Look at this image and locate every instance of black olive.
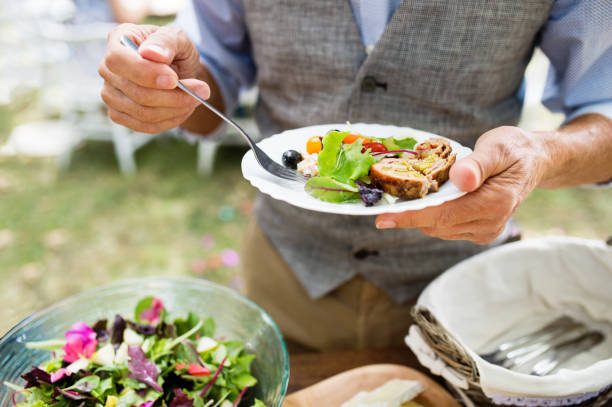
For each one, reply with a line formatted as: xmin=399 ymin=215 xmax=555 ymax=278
xmin=282 ymin=150 xmax=303 ymax=169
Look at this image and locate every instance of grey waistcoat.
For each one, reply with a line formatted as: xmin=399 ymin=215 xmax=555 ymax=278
xmin=241 ymin=0 xmax=551 ymax=303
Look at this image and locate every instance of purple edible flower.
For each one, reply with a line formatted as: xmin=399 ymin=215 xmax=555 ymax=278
xmin=127 ymin=345 xmax=162 ymax=392
xmin=139 ymin=402 xmax=154 ymax=407
xmin=62 ymin=322 xmax=98 ymax=363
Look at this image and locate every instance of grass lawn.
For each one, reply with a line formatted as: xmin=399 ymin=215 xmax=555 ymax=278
xmin=0 ymin=138 xmax=254 ymax=335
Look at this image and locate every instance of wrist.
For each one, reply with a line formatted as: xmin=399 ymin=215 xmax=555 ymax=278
xmin=531 ymin=129 xmax=560 ymax=187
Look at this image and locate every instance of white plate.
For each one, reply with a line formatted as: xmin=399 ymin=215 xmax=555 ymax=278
xmin=241 ymin=123 xmax=472 ymax=216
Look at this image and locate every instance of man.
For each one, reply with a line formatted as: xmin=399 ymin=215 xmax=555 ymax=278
xmin=99 ymin=1 xmax=612 ymax=351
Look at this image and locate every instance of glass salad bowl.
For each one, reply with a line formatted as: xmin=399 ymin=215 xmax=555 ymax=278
xmin=0 ymin=277 xmax=289 ymax=407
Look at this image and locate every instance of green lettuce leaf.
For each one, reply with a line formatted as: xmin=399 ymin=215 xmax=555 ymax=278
xmin=317 ymin=130 xmax=347 ymax=176
xmin=381 ymin=135 xmax=417 ymax=151
xmin=174 ymin=313 xmax=215 ymax=339
xmin=318 ymin=131 xmax=374 ymax=184
xmin=305 ymin=177 xmax=360 ymax=203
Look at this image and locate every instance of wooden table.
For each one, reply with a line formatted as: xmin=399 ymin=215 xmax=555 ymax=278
xmin=288 ymin=348 xmax=612 ymax=406
xmin=288 ymin=347 xmax=421 ymax=393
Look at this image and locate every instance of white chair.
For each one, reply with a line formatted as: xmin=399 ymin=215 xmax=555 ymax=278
xmin=0 ymin=0 xmax=161 ymax=175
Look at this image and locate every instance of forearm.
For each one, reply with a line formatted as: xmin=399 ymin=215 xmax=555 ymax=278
xmin=538 ymin=113 xmax=612 ymax=188
xmin=180 ymin=63 xmax=225 ymax=135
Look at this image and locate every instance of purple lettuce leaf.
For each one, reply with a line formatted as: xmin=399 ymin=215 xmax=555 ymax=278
xmin=127 ymin=321 xmax=157 ymax=336
xmin=127 ymin=345 xmax=162 ymax=392
xmin=355 ymin=180 xmax=383 ymax=207
xmin=21 ymin=366 xmax=51 ymax=388
xmin=92 ymin=319 xmax=109 ymax=341
xmin=111 ymin=314 xmax=126 ymax=348
xmin=53 ymin=388 xmax=95 ymax=401
xmin=169 ymin=389 xmax=194 ymax=407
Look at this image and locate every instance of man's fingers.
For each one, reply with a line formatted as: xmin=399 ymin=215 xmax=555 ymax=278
xmin=101 ymin=84 xmax=195 ymax=124
xmin=107 ymin=107 xmax=192 ymax=134
xmin=375 ymin=192 xmax=488 ymax=229
xmin=138 ymin=26 xmax=197 ymax=65
xmin=450 ymin=127 xmax=521 ymax=192
xmin=449 ymin=158 xmax=483 ymax=192
xmin=105 ymin=43 xmax=178 ymax=89
xmin=99 ymin=64 xmax=209 ymax=108
xmin=105 ymin=25 xmax=179 ymax=89
xmin=419 ymin=218 xmax=505 ymax=238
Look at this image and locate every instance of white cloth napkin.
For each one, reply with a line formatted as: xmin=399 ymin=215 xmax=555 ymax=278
xmin=416 ymin=237 xmax=612 ymax=399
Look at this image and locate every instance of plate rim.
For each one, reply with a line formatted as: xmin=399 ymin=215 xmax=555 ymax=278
xmin=241 ymin=122 xmax=472 ymax=216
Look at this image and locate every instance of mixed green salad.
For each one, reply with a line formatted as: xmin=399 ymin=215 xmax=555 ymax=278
xmin=282 ymin=128 xmax=418 ymax=206
xmin=4 ymin=297 xmax=266 ymax=407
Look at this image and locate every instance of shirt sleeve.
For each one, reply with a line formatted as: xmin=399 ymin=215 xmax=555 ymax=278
xmin=538 ymin=0 xmax=612 ymax=123
xmin=173 ymin=0 xmax=256 ymax=116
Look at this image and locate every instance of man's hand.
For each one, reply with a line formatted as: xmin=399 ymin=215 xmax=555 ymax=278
xmin=375 ymin=126 xmax=550 ymax=244
xmin=98 ymin=24 xmax=210 ymax=134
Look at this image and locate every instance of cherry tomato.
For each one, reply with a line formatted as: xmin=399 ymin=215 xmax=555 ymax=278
xmin=343 ymin=133 xmax=371 ymax=144
xmin=306 ymin=136 xmax=323 ymax=154
xmin=362 ymin=142 xmax=388 ymax=153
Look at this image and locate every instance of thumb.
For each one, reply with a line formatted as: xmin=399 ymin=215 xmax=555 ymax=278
xmin=450 ymin=136 xmax=509 ymax=192
xmin=138 ymin=26 xmax=193 ymax=65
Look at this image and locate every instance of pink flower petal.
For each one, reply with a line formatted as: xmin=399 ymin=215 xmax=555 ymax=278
xmin=50 ymin=368 xmax=70 ymax=383
xmin=63 ymin=337 xmax=84 ymax=363
xmin=200 ymin=234 xmax=215 ymax=250
xmin=63 ymin=322 xmax=97 ymax=362
xmin=140 ymin=298 xmax=165 ymax=325
xmin=221 ymin=249 xmax=240 ymax=268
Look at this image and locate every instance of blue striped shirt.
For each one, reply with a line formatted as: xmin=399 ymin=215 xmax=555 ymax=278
xmin=175 ymin=0 xmax=612 ymax=125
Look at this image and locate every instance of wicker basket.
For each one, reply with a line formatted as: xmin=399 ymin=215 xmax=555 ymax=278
xmin=411 ymin=308 xmax=612 ymax=407
xmin=406 ymin=237 xmax=612 ymax=407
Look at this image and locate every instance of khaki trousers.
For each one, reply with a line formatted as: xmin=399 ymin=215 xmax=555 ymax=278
xmin=240 ymin=220 xmax=415 ymax=352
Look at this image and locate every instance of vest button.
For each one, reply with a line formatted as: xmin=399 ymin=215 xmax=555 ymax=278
xmin=361 ymin=76 xmax=377 ymax=93
xmin=353 ymin=248 xmax=380 ymax=260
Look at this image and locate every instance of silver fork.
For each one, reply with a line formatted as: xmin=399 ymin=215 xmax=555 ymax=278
xmin=120 ymin=35 xmax=308 ymax=184
xmin=530 ymin=331 xmax=604 ymax=376
xmin=480 ymin=316 xmax=582 ymax=365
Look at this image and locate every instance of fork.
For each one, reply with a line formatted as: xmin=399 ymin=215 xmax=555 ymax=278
xmin=479 ymin=316 xmax=605 ymax=376
xmin=120 ymin=35 xmax=308 ymax=184
xmin=480 ymin=316 xmax=583 ymax=365
xmin=530 ymin=330 xmax=604 ymax=376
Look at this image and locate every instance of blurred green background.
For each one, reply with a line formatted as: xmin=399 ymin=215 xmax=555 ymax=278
xmin=0 ymin=4 xmax=610 ymax=336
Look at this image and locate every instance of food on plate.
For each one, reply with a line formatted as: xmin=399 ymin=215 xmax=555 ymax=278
xmin=341 ymin=378 xmax=425 ymax=407
xmin=281 ymin=149 xmax=303 ymax=170
xmin=370 ymin=138 xmax=456 ymax=199
xmin=5 ymin=297 xmax=266 ymax=407
xmin=281 ymin=128 xmax=456 ymax=206
xmin=306 ymin=136 xmax=323 ymax=154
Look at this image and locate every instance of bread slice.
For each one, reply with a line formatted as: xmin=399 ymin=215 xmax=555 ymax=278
xmin=341 ymin=379 xmax=425 ymax=407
